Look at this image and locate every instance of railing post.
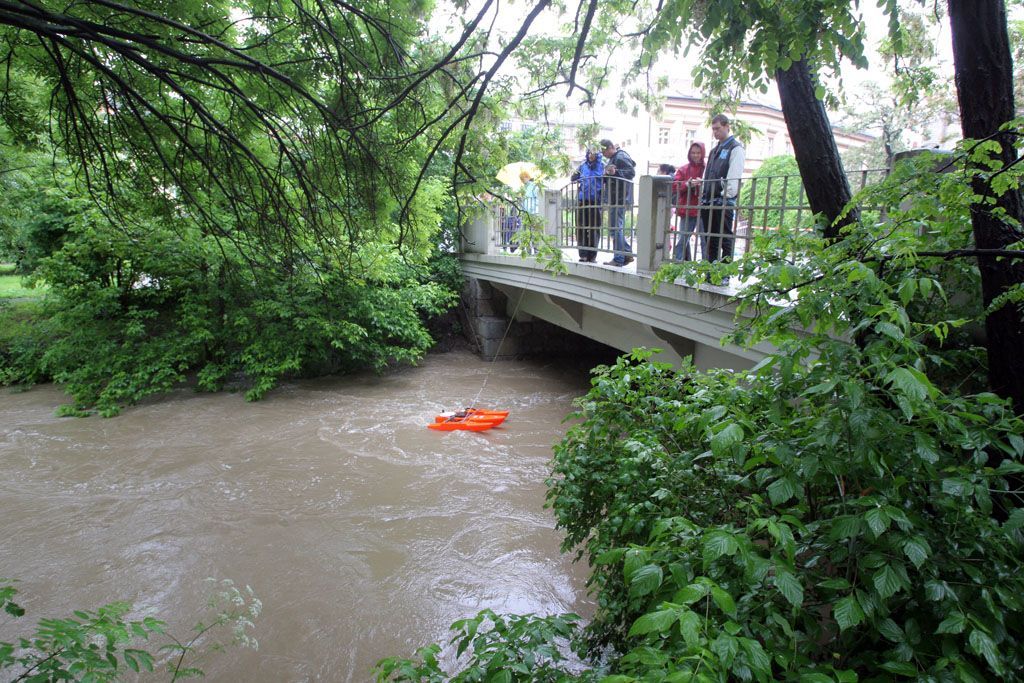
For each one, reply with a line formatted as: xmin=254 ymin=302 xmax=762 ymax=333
xmin=543 ymin=189 xmax=560 ymax=241
xmin=461 ymin=207 xmax=497 ymax=255
xmin=636 ymin=175 xmax=666 ymax=273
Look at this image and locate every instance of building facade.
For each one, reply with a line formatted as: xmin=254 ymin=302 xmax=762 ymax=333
xmin=642 ymin=95 xmax=874 ymax=176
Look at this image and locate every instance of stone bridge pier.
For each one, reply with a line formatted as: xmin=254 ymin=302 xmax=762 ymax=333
xmin=461 ymin=276 xmax=616 ymax=361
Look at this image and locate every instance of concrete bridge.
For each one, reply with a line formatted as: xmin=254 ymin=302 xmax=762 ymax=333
xmin=458 ymin=167 xmax=889 ymax=370
xmin=458 ymin=174 xmax=793 ymax=371
xmin=459 ymin=250 xmax=772 ymax=371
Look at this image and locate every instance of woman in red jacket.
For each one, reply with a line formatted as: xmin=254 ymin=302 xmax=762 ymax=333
xmin=672 ymin=142 xmax=706 ymax=261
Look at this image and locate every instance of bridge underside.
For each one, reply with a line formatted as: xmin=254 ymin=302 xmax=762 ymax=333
xmin=460 ymin=254 xmax=774 ymax=372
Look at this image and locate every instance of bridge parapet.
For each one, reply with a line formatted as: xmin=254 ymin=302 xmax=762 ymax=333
xmin=465 ymin=168 xmax=888 ymax=272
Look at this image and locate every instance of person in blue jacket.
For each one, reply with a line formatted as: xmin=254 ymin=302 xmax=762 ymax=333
xmin=570 ymin=149 xmax=604 ymax=262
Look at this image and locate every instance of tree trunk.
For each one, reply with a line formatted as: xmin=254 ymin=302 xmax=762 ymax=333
xmin=948 ymin=0 xmax=1024 ymax=415
xmin=775 ymin=59 xmax=858 ymax=239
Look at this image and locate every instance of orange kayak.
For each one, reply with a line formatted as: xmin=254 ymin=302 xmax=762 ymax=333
xmin=433 ymin=414 xmax=506 ymax=426
xmin=434 ymin=409 xmax=508 ymax=422
xmin=428 ymin=409 xmax=509 ymax=431
xmin=427 ymin=418 xmax=498 ymax=432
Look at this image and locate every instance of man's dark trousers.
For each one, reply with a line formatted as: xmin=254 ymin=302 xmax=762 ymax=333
xmin=700 ymin=198 xmax=735 ymax=263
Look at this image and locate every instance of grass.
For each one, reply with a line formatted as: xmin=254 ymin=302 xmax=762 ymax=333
xmin=0 ymin=263 xmax=44 ymax=299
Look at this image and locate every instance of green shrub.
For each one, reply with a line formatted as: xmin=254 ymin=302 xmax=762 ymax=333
xmin=0 ymin=579 xmax=260 ymax=681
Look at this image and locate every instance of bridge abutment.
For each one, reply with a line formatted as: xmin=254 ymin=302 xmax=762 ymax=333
xmin=461 ymin=276 xmax=616 ymax=362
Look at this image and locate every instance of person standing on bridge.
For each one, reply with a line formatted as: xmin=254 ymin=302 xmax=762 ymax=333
xmin=571 ymin=149 xmax=604 ymax=262
xmin=700 ymin=115 xmax=745 ymax=266
xmin=672 ymin=141 xmax=707 ymax=261
xmin=600 ymin=138 xmax=636 ymax=267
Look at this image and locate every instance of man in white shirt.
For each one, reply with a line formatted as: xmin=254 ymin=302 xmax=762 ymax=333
xmin=700 ymin=114 xmax=746 ymax=264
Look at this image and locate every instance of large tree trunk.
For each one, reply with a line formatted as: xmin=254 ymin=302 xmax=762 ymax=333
xmin=775 ymin=59 xmax=858 ymax=239
xmin=948 ymin=0 xmax=1024 ymax=415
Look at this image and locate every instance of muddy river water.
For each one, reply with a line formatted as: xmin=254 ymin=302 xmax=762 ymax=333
xmin=0 ymin=351 xmax=596 ymax=681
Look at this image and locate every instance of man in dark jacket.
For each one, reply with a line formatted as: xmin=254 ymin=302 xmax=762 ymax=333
xmin=700 ymin=115 xmax=746 ymax=266
xmin=600 ymin=138 xmax=636 ymax=267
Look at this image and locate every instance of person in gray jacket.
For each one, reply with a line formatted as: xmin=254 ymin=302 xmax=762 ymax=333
xmin=700 ymin=115 xmax=746 ymax=264
xmin=599 ymin=138 xmax=636 ymax=267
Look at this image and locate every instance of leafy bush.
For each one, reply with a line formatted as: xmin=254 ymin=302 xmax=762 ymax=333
xmin=0 ymin=579 xmax=260 ymax=681
xmin=375 ymin=610 xmax=587 ymax=682
xmin=0 ymin=300 xmax=53 ymax=386
xmin=0 ymin=156 xmax=459 ymax=415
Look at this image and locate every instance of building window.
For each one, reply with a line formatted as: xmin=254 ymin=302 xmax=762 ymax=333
xmin=766 ymin=135 xmax=776 ymax=157
xmin=658 ymin=127 xmax=671 ymax=145
xmin=684 ymin=129 xmax=697 ymax=148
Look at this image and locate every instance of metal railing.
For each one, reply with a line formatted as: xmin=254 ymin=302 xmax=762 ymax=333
xmin=555 ymin=177 xmax=636 ymax=264
xmin=467 ymin=169 xmax=889 ymax=272
xmin=664 ymin=169 xmax=889 ymax=264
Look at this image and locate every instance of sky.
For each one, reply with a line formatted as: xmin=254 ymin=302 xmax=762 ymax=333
xmin=428 ymin=0 xmax=961 ymax=115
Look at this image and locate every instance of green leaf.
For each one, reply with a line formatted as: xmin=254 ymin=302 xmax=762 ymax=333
xmin=678 ymin=610 xmax=703 ymax=648
xmin=767 ymin=477 xmax=798 ymax=506
xmin=711 ymin=422 xmax=744 ymax=456
xmin=798 ymin=674 xmax=834 ymax=683
xmin=829 ymin=515 xmax=863 ymax=540
xmin=880 ymin=661 xmax=919 ymax=677
xmin=774 ymin=568 xmax=804 ymax=607
xmin=1004 ymin=508 xmax=1024 ymax=531
xmin=834 ymin=596 xmax=864 ymax=631
xmin=878 ymin=618 xmax=904 ymax=643
xmin=711 ymin=633 xmax=738 ymax=666
xmin=702 ymin=531 xmax=739 ymax=561
xmin=885 ymin=367 xmax=929 ymax=401
xmin=925 ymin=580 xmax=949 ymax=601
xmin=864 ymin=507 xmax=890 ymax=536
xmin=711 ymin=587 xmax=736 ymax=615
xmin=624 ymin=549 xmax=648 ymax=579
xmin=629 ymin=564 xmax=664 ymax=598
xmin=942 ymin=478 xmax=970 ymax=496
xmin=968 ymin=629 xmax=1002 ymax=674
xmin=902 ymin=536 xmax=931 ymax=568
xmin=935 ymin=612 xmax=966 ymax=634
xmin=873 ymin=564 xmax=904 ymax=601
xmin=875 ymin=321 xmax=904 ymax=340
xmin=674 ymin=583 xmax=708 ymax=605
xmin=740 ymin=637 xmax=771 ymax=677
xmin=628 ymin=608 xmax=678 ymax=637
xmin=595 ymin=548 xmax=627 ymax=565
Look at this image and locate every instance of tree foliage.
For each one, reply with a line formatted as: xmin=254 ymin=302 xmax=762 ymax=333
xmin=0 ymin=0 xmax=490 ymax=413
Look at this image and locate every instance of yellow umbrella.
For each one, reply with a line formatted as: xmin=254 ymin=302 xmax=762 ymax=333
xmin=496 ymin=161 xmax=543 ymax=191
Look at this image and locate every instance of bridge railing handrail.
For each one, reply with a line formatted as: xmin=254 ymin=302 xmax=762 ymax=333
xmin=463 ymin=169 xmax=890 ymax=270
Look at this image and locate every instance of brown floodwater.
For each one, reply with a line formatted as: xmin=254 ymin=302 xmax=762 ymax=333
xmin=0 ymin=351 xmax=595 ymax=681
